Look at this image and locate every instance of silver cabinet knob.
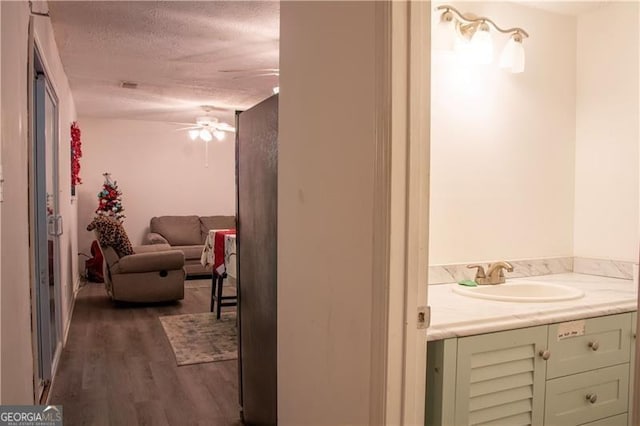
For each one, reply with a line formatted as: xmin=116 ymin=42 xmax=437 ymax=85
xmin=588 ymin=341 xmax=600 ymax=351
xmin=586 ymin=393 xmax=598 ymax=404
xmin=538 ymin=350 xmax=551 ymax=360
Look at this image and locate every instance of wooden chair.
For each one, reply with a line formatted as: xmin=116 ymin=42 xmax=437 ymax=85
xmin=211 ymin=271 xmax=237 ymax=319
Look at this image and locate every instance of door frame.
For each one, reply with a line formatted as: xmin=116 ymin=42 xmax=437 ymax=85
xmin=370 ymin=1 xmax=431 ymax=424
xmin=28 ymin=26 xmax=63 ymax=402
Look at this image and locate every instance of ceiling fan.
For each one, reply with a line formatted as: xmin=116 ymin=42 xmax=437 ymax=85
xmin=175 ymin=106 xmax=236 ymax=142
xmin=174 ymin=106 xmax=236 ymax=168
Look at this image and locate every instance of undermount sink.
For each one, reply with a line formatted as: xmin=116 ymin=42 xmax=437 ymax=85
xmin=452 ymin=281 xmax=585 ymax=302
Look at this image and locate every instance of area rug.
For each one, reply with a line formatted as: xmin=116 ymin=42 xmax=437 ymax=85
xmin=159 ymin=312 xmax=237 ymax=366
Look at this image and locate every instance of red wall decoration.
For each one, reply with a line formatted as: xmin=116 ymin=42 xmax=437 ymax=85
xmin=71 ymin=121 xmax=82 ymax=195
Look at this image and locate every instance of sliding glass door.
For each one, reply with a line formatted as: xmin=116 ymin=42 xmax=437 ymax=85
xmin=32 ymin=50 xmax=63 ymax=396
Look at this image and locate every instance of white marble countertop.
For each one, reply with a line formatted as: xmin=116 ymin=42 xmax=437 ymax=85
xmin=427 ymin=273 xmax=638 ymax=341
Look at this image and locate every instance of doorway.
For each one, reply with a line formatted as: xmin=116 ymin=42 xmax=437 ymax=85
xmin=31 ymin=45 xmax=63 ymax=402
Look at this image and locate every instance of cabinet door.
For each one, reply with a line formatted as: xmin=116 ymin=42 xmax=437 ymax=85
xmin=454 ymin=326 xmax=548 ymax=426
xmin=547 ymin=313 xmax=632 ymax=379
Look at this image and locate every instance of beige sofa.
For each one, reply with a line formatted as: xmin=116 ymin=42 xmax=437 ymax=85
xmin=144 ymin=215 xmax=236 ymax=276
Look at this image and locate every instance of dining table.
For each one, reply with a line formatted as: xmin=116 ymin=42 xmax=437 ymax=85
xmin=200 ymin=228 xmax=237 ymax=318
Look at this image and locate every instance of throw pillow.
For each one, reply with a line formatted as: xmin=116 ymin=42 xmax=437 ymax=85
xmin=87 ymin=216 xmax=135 ymax=258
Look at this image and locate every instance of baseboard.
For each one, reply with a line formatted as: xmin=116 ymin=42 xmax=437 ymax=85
xmin=62 ymin=278 xmax=81 ymax=346
xmin=49 ymin=279 xmax=81 ymax=404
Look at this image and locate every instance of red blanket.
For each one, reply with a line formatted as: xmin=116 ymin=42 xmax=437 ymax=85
xmin=214 ymin=229 xmax=236 ymax=271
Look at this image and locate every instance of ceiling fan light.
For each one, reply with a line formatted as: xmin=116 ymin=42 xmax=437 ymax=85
xmin=214 ymin=130 xmax=225 ymax=141
xmin=200 ymin=129 xmax=213 ymax=142
xmin=188 ymin=129 xmax=200 ymax=140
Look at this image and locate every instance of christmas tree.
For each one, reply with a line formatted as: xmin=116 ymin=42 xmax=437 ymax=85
xmin=95 ymin=172 xmax=125 ymax=222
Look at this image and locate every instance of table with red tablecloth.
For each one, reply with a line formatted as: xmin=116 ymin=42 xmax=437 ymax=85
xmin=200 ymin=229 xmax=237 ymax=317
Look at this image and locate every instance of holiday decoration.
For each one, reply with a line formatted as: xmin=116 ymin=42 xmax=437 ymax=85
xmin=71 ymin=122 xmax=82 ymax=189
xmin=95 ymin=172 xmax=126 ymax=222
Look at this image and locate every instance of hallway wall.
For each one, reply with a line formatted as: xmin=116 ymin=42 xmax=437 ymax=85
xmin=0 ymin=1 xmax=78 ymax=403
xmin=279 ymin=2 xmax=378 ymax=423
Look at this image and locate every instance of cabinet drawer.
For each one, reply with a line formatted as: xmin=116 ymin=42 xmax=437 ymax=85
xmin=547 ymin=313 xmax=632 ymax=379
xmin=580 ymin=413 xmax=628 ymax=426
xmin=545 ymin=364 xmax=629 ymax=426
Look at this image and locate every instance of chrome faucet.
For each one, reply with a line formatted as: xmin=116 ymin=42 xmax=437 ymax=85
xmin=467 ymin=261 xmax=514 ymax=285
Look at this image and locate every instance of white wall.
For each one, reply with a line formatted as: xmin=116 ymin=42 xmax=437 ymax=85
xmin=429 ymin=2 xmax=577 ymax=265
xmin=279 ymin=2 xmax=378 ymax=423
xmin=574 ymin=2 xmax=639 ymax=262
xmin=77 ymin=117 xmax=235 ymax=256
xmin=1 ymin=1 xmax=78 ymax=403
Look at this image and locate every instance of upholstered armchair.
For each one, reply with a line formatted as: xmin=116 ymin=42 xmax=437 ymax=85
xmin=88 ymin=216 xmax=186 ymax=303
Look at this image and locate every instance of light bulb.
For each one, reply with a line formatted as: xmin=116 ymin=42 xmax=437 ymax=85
xmin=510 ymin=40 xmax=525 ymax=73
xmin=273 ymin=86 xmax=279 ymax=94
xmin=454 ymin=34 xmax=474 ymax=65
xmin=188 ymin=129 xmax=199 ymax=140
xmin=199 ymin=129 xmax=212 ymax=142
xmin=214 ymin=130 xmax=225 ymax=141
xmin=470 ymin=23 xmax=493 ymax=65
xmin=500 ymin=34 xmax=525 ymax=73
xmin=434 ymin=9 xmax=456 ymax=51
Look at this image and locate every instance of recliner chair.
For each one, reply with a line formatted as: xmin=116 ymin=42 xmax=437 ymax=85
xmin=99 ymin=243 xmax=186 ymax=303
xmin=88 ymin=216 xmax=186 ymax=303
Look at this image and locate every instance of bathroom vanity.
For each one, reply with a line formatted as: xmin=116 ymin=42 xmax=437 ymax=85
xmin=426 ymin=274 xmax=638 ymax=426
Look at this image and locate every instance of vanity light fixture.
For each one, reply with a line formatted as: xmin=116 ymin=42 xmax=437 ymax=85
xmin=437 ymin=5 xmax=529 ymax=73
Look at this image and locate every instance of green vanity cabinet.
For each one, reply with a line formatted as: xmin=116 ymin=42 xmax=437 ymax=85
xmin=426 ymin=312 xmax=636 ymax=426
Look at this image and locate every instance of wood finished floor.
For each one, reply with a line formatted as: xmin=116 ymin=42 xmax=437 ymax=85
xmin=49 ymin=280 xmax=241 ymax=426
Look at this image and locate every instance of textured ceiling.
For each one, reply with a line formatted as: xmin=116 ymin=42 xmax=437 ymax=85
xmin=49 ymin=1 xmax=279 ymax=125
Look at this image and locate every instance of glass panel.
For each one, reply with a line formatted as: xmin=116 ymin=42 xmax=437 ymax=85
xmin=44 ymin=87 xmax=58 ymax=361
xmin=34 ymin=72 xmax=52 ymax=384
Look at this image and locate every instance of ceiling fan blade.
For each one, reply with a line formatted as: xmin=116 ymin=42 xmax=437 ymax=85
xmin=175 ymin=126 xmax=201 ymax=131
xmin=219 ymin=68 xmax=279 ymax=73
xmin=214 ymin=123 xmax=236 ymax=132
xmin=231 ymin=73 xmax=279 ymax=80
xmin=168 ymin=121 xmax=198 ymax=126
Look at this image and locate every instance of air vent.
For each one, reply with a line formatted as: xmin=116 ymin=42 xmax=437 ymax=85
xmin=120 ymin=81 xmax=138 ymax=89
